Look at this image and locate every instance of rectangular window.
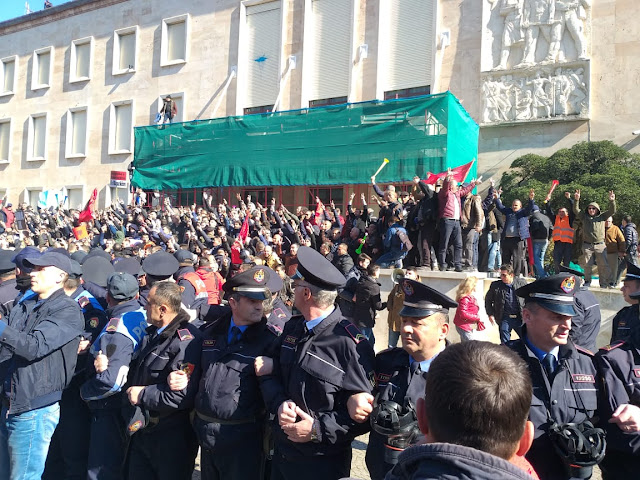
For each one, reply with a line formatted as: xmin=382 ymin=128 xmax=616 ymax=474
xmin=0 ymin=119 xmax=10 ymax=163
xmin=71 ymin=37 xmax=92 ymax=82
xmin=32 ymin=47 xmax=53 ymax=90
xmin=309 ymin=96 xmax=348 ymax=108
xmin=244 ymin=1 xmax=282 ymax=109
xmin=66 ymin=187 xmax=84 ymax=210
xmin=381 ymin=0 xmax=436 ymax=94
xmin=241 ymin=187 xmax=274 ymax=207
xmin=243 ymin=105 xmax=275 ymax=115
xmin=66 ymin=107 xmax=88 ymax=158
xmin=109 ymin=101 xmax=134 ymax=154
xmin=113 ymin=27 xmax=138 ymax=75
xmin=308 ymin=0 xmax=353 ymax=103
xmin=156 ymin=93 xmax=184 ymax=123
xmin=161 ymin=14 xmax=189 ymax=66
xmin=307 ymin=186 xmax=344 ymax=211
xmin=27 ymin=113 xmax=47 ymax=161
xmin=0 ymin=56 xmax=17 ymax=95
xmin=28 ymin=189 xmax=43 ymax=208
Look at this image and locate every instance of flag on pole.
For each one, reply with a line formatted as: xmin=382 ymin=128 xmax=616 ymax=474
xmin=423 ymin=159 xmax=476 ymax=185
xmin=231 ymin=213 xmax=251 ymax=265
xmin=78 ymin=188 xmax=97 ymax=223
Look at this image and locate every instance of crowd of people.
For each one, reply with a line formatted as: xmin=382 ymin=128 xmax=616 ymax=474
xmin=0 ymin=169 xmax=639 ymax=480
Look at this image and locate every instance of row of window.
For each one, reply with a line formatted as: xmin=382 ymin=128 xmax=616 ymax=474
xmin=0 ymin=14 xmax=188 ymax=95
xmin=1 ymin=0 xmax=435 ymax=112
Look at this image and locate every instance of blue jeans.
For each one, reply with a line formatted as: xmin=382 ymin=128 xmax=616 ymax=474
xmin=532 ymin=239 xmax=549 ymax=279
xmin=0 ymin=403 xmax=60 ymax=480
xmin=487 ymin=237 xmax=502 ymax=271
xmin=375 ymin=250 xmax=406 ymax=268
xmin=360 ymin=327 xmax=376 ymax=348
xmin=499 ymin=315 xmax=523 ymax=344
xmin=388 ymin=329 xmax=401 ymax=348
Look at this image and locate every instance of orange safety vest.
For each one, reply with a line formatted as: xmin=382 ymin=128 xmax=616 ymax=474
xmin=552 ymin=216 xmax=574 ymax=244
xmin=178 ymin=271 xmax=210 ymax=301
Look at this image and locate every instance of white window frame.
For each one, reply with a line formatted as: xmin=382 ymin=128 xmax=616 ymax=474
xmin=27 ymin=113 xmax=48 ymax=161
xmin=108 ymin=100 xmax=135 ymax=155
xmin=65 ymin=106 xmax=89 ymax=159
xmin=70 ymin=36 xmax=94 ymax=83
xmin=65 ymin=185 xmax=85 ymax=210
xmin=25 ymin=188 xmax=43 ymax=208
xmin=0 ymin=56 xmax=18 ymax=97
xmin=156 ymin=92 xmax=185 ymax=123
xmin=31 ymin=46 xmax=53 ymax=91
xmin=161 ymin=14 xmax=190 ymax=67
xmin=0 ymin=118 xmax=11 ymax=164
xmin=112 ymin=26 xmax=139 ymax=76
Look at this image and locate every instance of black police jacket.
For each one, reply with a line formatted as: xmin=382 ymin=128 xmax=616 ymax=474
xmin=569 ymin=287 xmax=601 ymax=353
xmin=129 ymin=310 xmax=202 ymax=418
xmin=267 ymin=296 xmax=292 ymax=332
xmin=0 ymin=288 xmax=84 ymax=414
xmin=508 ymin=334 xmax=599 ymax=480
xmin=0 ymin=277 xmax=20 ymax=320
xmin=71 ymin=287 xmax=109 ymax=376
xmin=610 ymin=304 xmax=639 ymax=344
xmin=261 ymin=307 xmax=375 ymax=458
xmin=594 ymin=341 xmax=640 ymax=474
xmin=193 ymin=312 xmax=280 ymax=450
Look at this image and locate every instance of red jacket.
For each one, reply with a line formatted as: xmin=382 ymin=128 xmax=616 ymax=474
xmin=196 ymin=267 xmax=225 ymax=305
xmin=437 ymin=177 xmax=476 ymax=220
xmin=453 ymin=294 xmax=481 ymax=332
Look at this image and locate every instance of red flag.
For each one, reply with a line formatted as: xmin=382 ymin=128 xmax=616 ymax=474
xmin=238 ymin=212 xmax=250 ymax=243
xmin=423 ymin=159 xmax=475 ymax=185
xmin=78 ymin=188 xmax=97 ymax=223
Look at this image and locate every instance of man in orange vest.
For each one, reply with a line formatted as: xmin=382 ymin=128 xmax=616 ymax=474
xmin=173 ymin=250 xmax=209 ymax=314
xmin=552 ymin=205 xmax=574 ymax=273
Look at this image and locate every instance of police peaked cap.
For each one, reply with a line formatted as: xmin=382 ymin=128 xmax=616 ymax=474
xmin=399 ymin=279 xmax=458 ymax=318
xmin=142 ymin=251 xmax=179 ymax=278
xmin=516 ymin=273 xmax=577 ymax=316
xmin=82 ymin=256 xmax=115 ymax=288
xmin=223 ymin=266 xmax=271 ymax=300
xmin=114 ymin=257 xmax=144 ymax=277
xmin=558 ymin=265 xmax=585 ymax=278
xmin=0 ymin=250 xmax=16 ymax=273
xmin=291 ymin=246 xmax=345 ymax=290
xmin=622 ymin=261 xmax=640 ymax=283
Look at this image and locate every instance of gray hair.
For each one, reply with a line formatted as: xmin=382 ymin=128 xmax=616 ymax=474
xmin=308 ymin=285 xmax=338 ymax=309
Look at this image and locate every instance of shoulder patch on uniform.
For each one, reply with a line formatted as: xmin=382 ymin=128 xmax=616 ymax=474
xmin=177 ymin=329 xmax=194 ymax=341
xmin=267 ymin=323 xmax=282 ymax=336
xmin=283 ymin=335 xmax=298 ymax=345
xmin=128 ymin=420 xmax=143 ymax=434
xmin=340 ymin=319 xmax=366 ymax=344
xmin=178 ymin=361 xmax=195 ymax=376
xmin=273 ymin=308 xmax=287 ymax=319
xmin=572 ymin=374 xmax=595 ymax=383
xmin=203 ymin=339 xmax=216 ymax=347
xmin=600 ymin=341 xmax=626 ymax=352
xmin=575 ymin=345 xmax=594 ymax=356
xmin=106 ymin=317 xmax=120 ymax=332
xmin=78 ymin=296 xmax=90 ymax=308
xmin=89 ymin=317 xmax=99 ymax=329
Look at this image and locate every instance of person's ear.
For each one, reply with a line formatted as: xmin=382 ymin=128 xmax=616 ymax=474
xmin=416 ymin=397 xmax=430 ymax=438
xmin=516 ymin=420 xmax=534 ymax=457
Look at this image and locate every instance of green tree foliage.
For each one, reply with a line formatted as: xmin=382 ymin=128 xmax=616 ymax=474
xmin=499 ymin=141 xmax=640 ymax=222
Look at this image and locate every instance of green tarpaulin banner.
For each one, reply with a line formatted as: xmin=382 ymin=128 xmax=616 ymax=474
xmin=132 ymin=92 xmax=478 ymax=189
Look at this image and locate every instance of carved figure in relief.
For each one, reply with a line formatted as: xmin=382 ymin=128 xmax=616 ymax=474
xmin=497 ymin=76 xmax=516 ymax=121
xmin=527 ymin=71 xmax=552 ymax=118
xmin=547 ymin=0 xmax=591 ymax=62
xmin=567 ymin=68 xmax=588 ymax=115
xmin=520 ymin=0 xmax=553 ymax=66
xmin=483 ymin=76 xmax=502 ymax=123
xmin=515 ymin=90 xmax=534 ymax=120
xmin=552 ymin=68 xmax=572 ymax=116
xmin=489 ymin=0 xmax=525 ymax=70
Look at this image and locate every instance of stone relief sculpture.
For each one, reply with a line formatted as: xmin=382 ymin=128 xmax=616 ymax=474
xmin=488 ymin=0 xmax=524 ymax=70
xmin=481 ymin=67 xmax=589 ymax=123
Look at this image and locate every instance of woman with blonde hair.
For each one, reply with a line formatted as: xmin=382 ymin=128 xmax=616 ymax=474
xmin=453 ymin=276 xmax=485 ymax=342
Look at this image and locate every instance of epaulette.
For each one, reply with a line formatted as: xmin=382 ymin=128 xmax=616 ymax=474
xmin=266 ymin=323 xmax=283 ymax=337
xmin=340 ymin=319 xmax=366 ymax=344
xmin=177 ymin=328 xmax=194 ymax=341
xmin=105 ymin=317 xmax=120 ymax=333
xmin=575 ymin=345 xmax=594 ymax=356
xmin=600 ymin=341 xmax=626 ymax=352
xmin=77 ymin=296 xmax=90 ymax=309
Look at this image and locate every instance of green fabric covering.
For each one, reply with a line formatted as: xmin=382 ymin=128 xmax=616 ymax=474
xmin=132 ymin=92 xmax=478 ymax=189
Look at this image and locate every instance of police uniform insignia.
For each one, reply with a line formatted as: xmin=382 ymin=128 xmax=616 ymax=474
xmin=254 ymin=269 xmax=265 ymax=283
xmin=342 ymin=322 xmax=365 ymax=344
xmin=618 ymin=321 xmax=627 ymax=328
xmin=560 ymin=276 xmax=576 ymax=293
xmin=267 ymin=323 xmax=283 ymax=336
xmin=178 ymin=361 xmax=195 ymax=376
xmin=203 ymin=339 xmax=216 ymax=347
xmin=179 ymin=285 xmax=185 ymax=293
xmin=89 ymin=317 xmax=99 ymax=328
xmin=376 ymin=372 xmax=392 ymax=384
xmin=177 ymin=329 xmax=194 ymax=341
xmin=600 ymin=341 xmax=625 ymax=351
xmin=402 ymin=280 xmax=414 ymax=296
xmin=284 ymin=335 xmax=298 ymax=345
xmin=634 ymin=369 xmax=640 ymax=378
xmin=106 ymin=318 xmax=119 ymax=332
xmin=78 ymin=296 xmax=90 ymax=308
xmin=128 ymin=420 xmax=143 ymax=434
xmin=274 ymin=308 xmax=287 ymax=319
xmin=572 ymin=374 xmax=595 ymax=383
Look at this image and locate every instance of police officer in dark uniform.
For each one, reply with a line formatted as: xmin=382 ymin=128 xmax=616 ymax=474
xmin=260 ymin=246 xmax=376 ymax=480
xmin=610 ymin=262 xmax=640 ymax=343
xmin=0 ymin=250 xmax=20 ymax=319
xmin=559 ymin=265 xmax=602 ymax=352
xmin=361 ymin=279 xmax=458 ymax=480
xmin=80 ymin=272 xmax=147 ymax=480
xmin=140 ymin=250 xmax=179 ymax=307
xmin=124 ymin=281 xmax=202 ymax=480
xmin=44 ymin=259 xmax=109 ymax=480
xmin=508 ymin=274 xmax=604 ymax=480
xmin=594 ymin=317 xmax=640 ymax=479
xmin=81 ymin=255 xmax=115 ymax=309
xmin=174 ymin=249 xmax=208 ymax=312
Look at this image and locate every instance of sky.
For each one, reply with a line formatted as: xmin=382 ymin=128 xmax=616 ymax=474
xmin=1 ymin=0 xmax=75 ymax=23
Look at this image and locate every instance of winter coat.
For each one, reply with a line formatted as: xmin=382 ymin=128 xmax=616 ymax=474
xmin=352 ymin=274 xmax=386 ymax=329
